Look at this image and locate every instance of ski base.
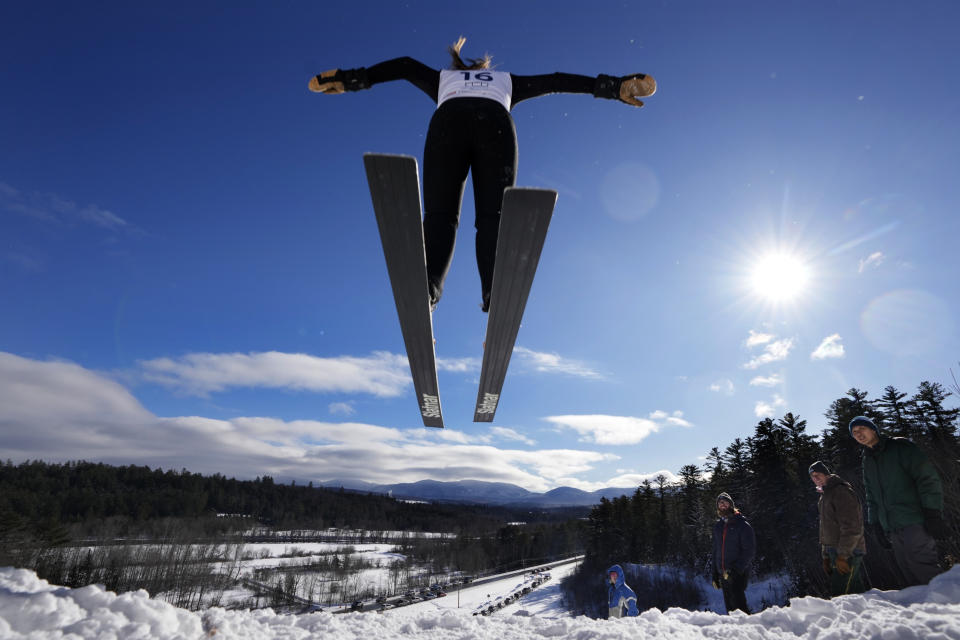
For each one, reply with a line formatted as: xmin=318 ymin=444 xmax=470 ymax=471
xmin=474 ymin=187 xmax=557 ymax=422
xmin=364 ymin=153 xmax=444 ymax=428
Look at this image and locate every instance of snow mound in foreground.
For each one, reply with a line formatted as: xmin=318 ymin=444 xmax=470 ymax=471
xmin=2 ymin=566 xmax=959 ymax=639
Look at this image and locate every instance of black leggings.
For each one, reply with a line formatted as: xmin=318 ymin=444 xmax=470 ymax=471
xmin=422 ymin=98 xmax=518 ymax=307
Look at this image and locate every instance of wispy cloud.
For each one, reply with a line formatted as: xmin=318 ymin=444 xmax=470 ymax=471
xmin=436 ymin=356 xmax=479 ymax=373
xmin=743 ymin=338 xmax=794 ymax=369
xmin=754 ymin=395 xmax=787 ymax=418
xmin=811 ymin=334 xmax=845 ymax=360
xmin=709 ymin=379 xmax=735 ymax=395
xmin=749 ymin=373 xmax=782 ymax=387
xmin=745 ymin=330 xmax=774 ymax=348
xmin=0 ymin=351 xmax=620 ymax=493
xmin=544 ymin=411 xmax=691 ymax=446
xmin=328 ymin=402 xmax=355 ymax=416
xmin=138 ymin=351 xmax=412 ymax=397
xmin=648 ymin=410 xmax=693 ymax=428
xmin=858 ymin=252 xmax=886 ymax=273
xmin=3 ymin=252 xmax=43 ymax=272
xmin=1 ymin=181 xmax=132 ymax=232
xmin=490 ymin=427 xmax=536 ymax=446
xmin=513 ymin=347 xmax=603 ymax=379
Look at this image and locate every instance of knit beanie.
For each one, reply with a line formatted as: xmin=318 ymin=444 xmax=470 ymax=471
xmin=716 ymin=492 xmax=735 ymax=508
xmin=848 ymin=416 xmax=879 ymax=436
xmin=808 ymin=460 xmax=831 ymax=476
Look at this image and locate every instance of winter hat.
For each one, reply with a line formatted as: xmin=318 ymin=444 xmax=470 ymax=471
xmin=716 ymin=492 xmax=735 ymax=508
xmin=848 ymin=416 xmax=878 ymax=436
xmin=808 ymin=460 xmax=831 ymax=476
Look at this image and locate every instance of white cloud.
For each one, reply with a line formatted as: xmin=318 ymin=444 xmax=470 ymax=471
xmin=436 ymin=356 xmax=479 ymax=373
xmin=754 ymin=395 xmax=787 ymax=418
xmin=562 ymin=469 xmax=681 ymax=492
xmin=0 ymin=351 xmax=617 ymax=493
xmin=749 ymin=373 xmax=782 ymax=387
xmin=513 ymin=347 xmax=603 ymax=379
xmin=328 ymin=402 xmax=355 ymax=416
xmin=654 ymin=410 xmax=692 ymax=428
xmin=544 ymin=411 xmax=691 ymax=446
xmin=709 ymin=379 xmax=735 ymax=395
xmin=745 ymin=330 xmax=775 ymax=348
xmin=858 ymin=252 xmax=886 ymax=273
xmin=811 ymin=334 xmax=845 ymax=360
xmin=490 ymin=427 xmax=536 ymax=446
xmin=605 ymin=470 xmax=680 ymax=488
xmin=743 ymin=338 xmax=794 ymax=369
xmin=138 ymin=351 xmax=412 ymax=397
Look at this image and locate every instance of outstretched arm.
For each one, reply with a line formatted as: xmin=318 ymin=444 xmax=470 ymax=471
xmin=309 ymin=57 xmax=440 ymax=102
xmin=511 ymin=71 xmax=656 ymax=107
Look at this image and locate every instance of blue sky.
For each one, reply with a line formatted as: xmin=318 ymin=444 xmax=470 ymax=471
xmin=3 ymin=1 xmax=959 ymax=493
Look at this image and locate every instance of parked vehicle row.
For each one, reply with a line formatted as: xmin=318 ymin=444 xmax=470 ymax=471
xmin=472 ymin=569 xmax=552 ymax=616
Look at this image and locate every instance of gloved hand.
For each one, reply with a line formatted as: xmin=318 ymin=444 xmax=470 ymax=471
xmin=923 ymin=508 xmax=951 ymax=540
xmin=835 ymin=556 xmax=852 ymax=575
xmin=593 ymin=73 xmax=656 ymax=107
xmin=308 ymin=68 xmax=369 ymax=94
xmin=872 ymin=522 xmax=893 ymax=549
xmin=711 ymin=572 xmax=721 ymax=590
xmin=822 ymin=557 xmax=832 ymax=575
xmin=309 ymin=69 xmax=344 ymax=94
xmin=618 ymin=73 xmax=657 ymax=107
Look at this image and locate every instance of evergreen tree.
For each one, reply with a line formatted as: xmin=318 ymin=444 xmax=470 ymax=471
xmin=876 ymin=385 xmax=913 ymax=438
xmin=912 ymin=381 xmax=960 ymax=450
xmin=676 ymin=464 xmax=708 ymax=568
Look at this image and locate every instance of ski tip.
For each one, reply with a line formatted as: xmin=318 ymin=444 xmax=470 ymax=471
xmin=363 ymin=151 xmax=418 ymax=163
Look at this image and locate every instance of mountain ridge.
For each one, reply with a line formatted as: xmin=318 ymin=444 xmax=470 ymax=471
xmin=320 ymin=478 xmax=638 ymax=507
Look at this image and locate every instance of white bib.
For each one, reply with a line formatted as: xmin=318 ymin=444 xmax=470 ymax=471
xmin=438 ymin=69 xmax=512 ymax=111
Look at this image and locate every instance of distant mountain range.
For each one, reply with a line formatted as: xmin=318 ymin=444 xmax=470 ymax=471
xmin=319 ymin=478 xmax=638 ymax=507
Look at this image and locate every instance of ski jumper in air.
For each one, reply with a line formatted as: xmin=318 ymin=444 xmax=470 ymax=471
xmin=310 ymin=38 xmax=655 ymax=312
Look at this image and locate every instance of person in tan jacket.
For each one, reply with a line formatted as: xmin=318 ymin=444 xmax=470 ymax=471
xmin=809 ymin=461 xmax=867 ymax=596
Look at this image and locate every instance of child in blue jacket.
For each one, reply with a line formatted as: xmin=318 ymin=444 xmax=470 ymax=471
xmin=607 ymin=564 xmax=639 ymax=618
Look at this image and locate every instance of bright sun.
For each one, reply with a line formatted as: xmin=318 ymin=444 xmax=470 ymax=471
xmin=750 ymin=252 xmax=810 ymax=302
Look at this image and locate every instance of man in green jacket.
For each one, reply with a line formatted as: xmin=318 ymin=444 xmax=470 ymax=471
xmin=849 ymin=416 xmax=947 ymax=586
xmin=809 ymin=460 xmax=867 ymax=596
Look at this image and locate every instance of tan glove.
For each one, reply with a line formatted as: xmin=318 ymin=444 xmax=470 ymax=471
xmin=619 ymin=73 xmax=657 ymax=107
xmin=835 ymin=556 xmax=852 ymax=575
xmin=309 ymin=69 xmax=345 ymax=94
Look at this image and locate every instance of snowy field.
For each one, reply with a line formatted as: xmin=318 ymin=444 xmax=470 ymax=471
xmin=2 ymin=564 xmax=959 ymax=639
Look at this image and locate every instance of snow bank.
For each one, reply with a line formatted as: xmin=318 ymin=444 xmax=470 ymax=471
xmin=2 ymin=565 xmax=959 ymax=639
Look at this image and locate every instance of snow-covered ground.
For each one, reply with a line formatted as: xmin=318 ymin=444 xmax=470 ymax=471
xmin=394 ymin=559 xmax=576 ymax=617
xmin=2 ymin=563 xmax=959 ymax=639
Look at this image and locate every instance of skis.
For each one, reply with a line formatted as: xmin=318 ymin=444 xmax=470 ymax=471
xmin=364 ymin=153 xmax=555 ymax=426
xmin=363 ymin=153 xmax=444 ymax=428
xmin=474 ymin=188 xmax=557 ymax=422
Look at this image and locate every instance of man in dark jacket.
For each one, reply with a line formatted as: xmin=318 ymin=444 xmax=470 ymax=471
xmin=849 ymin=416 xmax=946 ymax=586
xmin=809 ymin=460 xmax=867 ymax=596
xmin=711 ymin=492 xmax=755 ymax=614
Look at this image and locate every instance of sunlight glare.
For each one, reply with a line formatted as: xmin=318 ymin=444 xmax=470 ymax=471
xmin=750 ymin=252 xmax=810 ymax=303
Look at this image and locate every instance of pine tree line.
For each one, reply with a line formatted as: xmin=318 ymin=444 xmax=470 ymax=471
xmin=0 ymin=460 xmax=575 ymax=537
xmin=0 ymin=460 xmax=586 ymax=608
xmin=567 ymin=380 xmax=959 ymax=612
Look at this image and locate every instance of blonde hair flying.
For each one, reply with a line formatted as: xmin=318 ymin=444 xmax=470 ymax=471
xmin=448 ymin=36 xmax=492 ymax=70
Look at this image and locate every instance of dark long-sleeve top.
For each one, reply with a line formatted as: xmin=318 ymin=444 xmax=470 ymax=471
xmin=361 ymin=57 xmax=606 ymax=108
